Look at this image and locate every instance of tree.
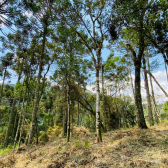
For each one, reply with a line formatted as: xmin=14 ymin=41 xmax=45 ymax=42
xmin=47 ymin=0 xmax=112 ymax=142
xmin=142 ymin=1 xmax=168 ymax=67
xmin=27 ymin=17 xmax=52 ymax=144
xmin=51 ymin=24 xmax=87 ymax=141
xmin=107 ymin=0 xmax=161 ymax=128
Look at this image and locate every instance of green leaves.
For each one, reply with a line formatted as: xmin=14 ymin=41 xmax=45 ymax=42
xmin=163 ymin=101 xmax=168 ymax=113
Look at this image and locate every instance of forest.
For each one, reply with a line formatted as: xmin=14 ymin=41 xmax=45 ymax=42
xmin=0 ymin=0 xmax=168 ymax=167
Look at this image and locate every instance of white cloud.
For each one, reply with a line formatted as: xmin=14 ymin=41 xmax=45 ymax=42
xmin=0 ymin=0 xmax=7 ymax=28
xmin=0 ymin=14 xmax=7 ymax=28
xmin=23 ymin=11 xmax=33 ymax=18
xmin=136 ymin=70 xmax=168 ymax=104
xmin=86 ymin=84 xmax=96 ymax=93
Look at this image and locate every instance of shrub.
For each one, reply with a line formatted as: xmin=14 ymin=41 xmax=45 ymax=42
xmin=39 ymin=132 xmax=49 ymax=142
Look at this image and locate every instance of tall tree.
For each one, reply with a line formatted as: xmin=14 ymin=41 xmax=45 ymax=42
xmin=48 ymin=0 xmax=111 ymax=142
xmin=108 ymin=0 xmax=149 ymax=128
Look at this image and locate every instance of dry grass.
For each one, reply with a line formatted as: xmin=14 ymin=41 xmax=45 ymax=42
xmin=1 ymin=124 xmax=168 ymax=168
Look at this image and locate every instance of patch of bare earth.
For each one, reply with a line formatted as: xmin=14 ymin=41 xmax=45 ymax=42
xmin=1 ymin=125 xmax=168 ymax=168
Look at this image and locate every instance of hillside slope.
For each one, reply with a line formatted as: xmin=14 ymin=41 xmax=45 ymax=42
xmin=0 ymin=125 xmax=168 ymax=168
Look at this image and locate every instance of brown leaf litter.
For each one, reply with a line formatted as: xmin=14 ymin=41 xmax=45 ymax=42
xmin=0 ymin=124 xmax=168 ymax=168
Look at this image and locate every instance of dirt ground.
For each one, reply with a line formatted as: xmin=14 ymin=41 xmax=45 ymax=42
xmin=1 ymin=125 xmax=168 ymax=168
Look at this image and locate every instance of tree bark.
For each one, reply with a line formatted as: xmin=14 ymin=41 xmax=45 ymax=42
xmin=13 ymin=99 xmax=24 ymax=150
xmin=135 ymin=63 xmax=147 ymax=128
xmin=63 ymin=96 xmax=67 ymax=137
xmin=96 ymin=63 xmax=102 ymax=142
xmin=101 ymin=65 xmax=107 ymax=132
xmin=77 ymin=102 xmax=80 ymax=126
xmin=66 ymin=83 xmax=70 ymax=142
xmin=18 ymin=99 xmax=27 ymax=147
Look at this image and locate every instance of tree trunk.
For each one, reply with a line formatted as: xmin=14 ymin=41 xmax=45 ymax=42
xmin=142 ymin=55 xmax=154 ymax=126
xmin=18 ymin=100 xmax=27 ymax=147
xmin=13 ymin=99 xmax=24 ymax=150
xmin=77 ymin=102 xmax=80 ymax=126
xmin=28 ymin=21 xmax=47 ymax=145
xmin=101 ymin=65 xmax=107 ymax=132
xmin=12 ymin=108 xmax=19 ymax=139
xmin=35 ymin=117 xmax=38 ymax=145
xmin=4 ymin=98 xmax=16 ymax=147
xmin=128 ymin=68 xmax=136 ymax=102
xmin=63 ymin=98 xmax=67 ymax=137
xmin=66 ymin=83 xmax=70 ymax=142
xmin=0 ymin=69 xmax=6 ymax=105
xmin=28 ymin=61 xmax=42 ymax=145
xmin=146 ymin=70 xmax=168 ymax=97
xmin=96 ymin=65 xmax=102 ymax=142
xmin=126 ymin=43 xmax=147 ymax=129
xmin=70 ymin=100 xmax=74 ymax=136
xmin=135 ymin=62 xmax=148 ymax=128
xmin=146 ymin=52 xmax=160 ymax=124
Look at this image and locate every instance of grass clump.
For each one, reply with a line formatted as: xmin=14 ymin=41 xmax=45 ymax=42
xmin=47 ymin=125 xmax=62 ymax=137
xmin=73 ymin=126 xmax=90 ymax=136
xmin=39 ymin=132 xmax=49 ymax=142
xmin=83 ymin=141 xmax=90 ymax=147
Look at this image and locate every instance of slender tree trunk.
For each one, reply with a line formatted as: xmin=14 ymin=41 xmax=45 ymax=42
xmin=28 ymin=60 xmax=42 ymax=145
xmin=36 ymin=118 xmax=38 ymax=145
xmin=50 ymin=108 xmax=54 ymax=127
xmin=63 ymin=98 xmax=67 ymax=137
xmin=146 ymin=52 xmax=160 ymax=124
xmin=66 ymin=83 xmax=70 ymax=142
xmin=4 ymin=98 xmax=16 ymax=147
xmin=142 ymin=55 xmax=154 ymax=126
xmin=128 ymin=68 xmax=136 ymax=102
xmin=0 ymin=69 xmax=6 ymax=105
xmin=13 ymin=99 xmax=21 ymax=139
xmin=96 ymin=64 xmax=102 ymax=142
xmin=13 ymin=99 xmax=25 ymax=150
xmin=114 ymin=95 xmax=120 ymax=129
xmin=18 ymin=100 xmax=27 ymax=147
xmin=71 ymin=113 xmax=73 ymax=137
xmin=146 ymin=70 xmax=168 ymax=97
xmin=101 ymin=65 xmax=107 ymax=132
xmin=77 ymin=102 xmax=79 ymax=126
xmin=28 ymin=20 xmax=47 ymax=145
xmin=70 ymin=100 xmax=74 ymax=136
